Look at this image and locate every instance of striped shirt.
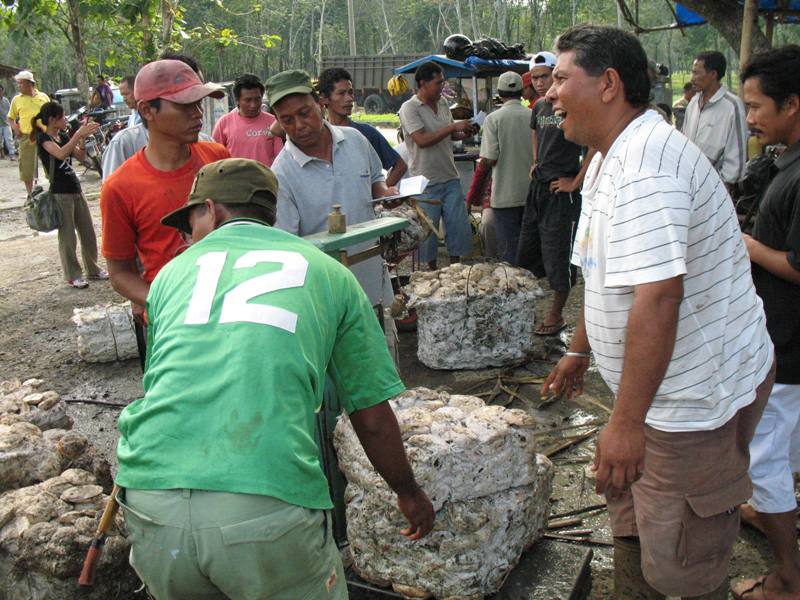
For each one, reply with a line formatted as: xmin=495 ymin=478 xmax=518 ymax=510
xmin=682 ymin=85 xmax=748 ymax=184
xmin=573 ymin=110 xmax=773 ymax=432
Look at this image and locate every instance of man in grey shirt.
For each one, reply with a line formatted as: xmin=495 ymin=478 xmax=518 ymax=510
xmin=399 ymin=61 xmax=474 ymax=269
xmin=268 ymin=69 xmax=397 ymax=307
xmin=0 ymin=85 xmax=14 ymax=160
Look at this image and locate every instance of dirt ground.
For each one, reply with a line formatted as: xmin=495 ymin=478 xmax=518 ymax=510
xmin=0 ymin=156 xmax=777 ymax=599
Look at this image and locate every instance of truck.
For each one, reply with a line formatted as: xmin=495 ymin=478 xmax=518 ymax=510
xmin=320 ymin=54 xmax=425 ymax=113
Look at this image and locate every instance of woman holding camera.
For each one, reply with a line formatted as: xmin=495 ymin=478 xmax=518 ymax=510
xmin=32 ymin=101 xmax=107 ymax=288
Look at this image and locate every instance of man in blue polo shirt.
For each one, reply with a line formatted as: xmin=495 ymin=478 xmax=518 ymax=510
xmin=318 ymin=67 xmax=407 ymax=187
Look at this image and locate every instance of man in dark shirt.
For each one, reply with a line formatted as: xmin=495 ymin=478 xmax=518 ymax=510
xmin=318 ymin=67 xmax=407 ymax=187
xmin=517 ymin=51 xmax=594 ymax=335
xmin=734 ymin=44 xmax=800 ymax=600
xmin=95 ymin=75 xmax=113 ymax=109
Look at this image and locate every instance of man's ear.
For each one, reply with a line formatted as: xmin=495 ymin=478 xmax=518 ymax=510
xmin=600 ymin=68 xmax=624 ymax=104
xmin=138 ymin=100 xmax=154 ymax=123
xmin=783 ymin=94 xmax=800 ymax=118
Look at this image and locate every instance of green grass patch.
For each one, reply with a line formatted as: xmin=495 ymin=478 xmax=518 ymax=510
xmin=351 ymin=112 xmax=400 ymax=127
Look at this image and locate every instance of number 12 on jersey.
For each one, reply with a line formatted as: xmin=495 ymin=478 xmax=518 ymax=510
xmin=184 ymin=250 xmax=309 ymax=333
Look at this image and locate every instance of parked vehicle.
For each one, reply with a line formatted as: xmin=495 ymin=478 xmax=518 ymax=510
xmin=54 ymin=85 xmax=130 ymax=121
xmin=66 ymin=106 xmax=121 ymax=177
xmin=320 ymin=54 xmax=424 ymax=113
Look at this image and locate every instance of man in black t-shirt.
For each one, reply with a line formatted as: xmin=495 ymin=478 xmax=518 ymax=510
xmin=516 ymin=51 xmax=595 ymax=335
xmin=733 ymin=45 xmax=800 ymax=600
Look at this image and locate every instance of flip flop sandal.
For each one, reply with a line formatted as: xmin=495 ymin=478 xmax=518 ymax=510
xmin=534 ymin=320 xmax=566 ymax=336
xmin=732 ymin=576 xmax=769 ymax=600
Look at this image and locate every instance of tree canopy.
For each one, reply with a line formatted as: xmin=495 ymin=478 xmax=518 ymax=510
xmin=1 ymin=0 xmax=798 ymax=94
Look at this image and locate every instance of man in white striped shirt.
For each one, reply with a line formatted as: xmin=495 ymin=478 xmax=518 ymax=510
xmin=542 ymin=25 xmax=775 ymax=600
xmin=682 ymin=51 xmax=748 ymax=188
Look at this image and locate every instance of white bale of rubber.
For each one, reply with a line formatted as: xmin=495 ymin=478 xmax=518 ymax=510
xmin=334 ymin=387 xmax=553 ymax=599
xmin=71 ymin=303 xmax=138 ymax=362
xmin=404 ymin=263 xmax=537 ymax=370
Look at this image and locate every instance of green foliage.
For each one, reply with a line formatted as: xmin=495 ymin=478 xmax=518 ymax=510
xmin=351 ymin=112 xmax=400 ymax=127
xmin=2 ymin=0 xmax=800 ymax=94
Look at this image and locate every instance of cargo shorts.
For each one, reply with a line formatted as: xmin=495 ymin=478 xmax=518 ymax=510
xmin=606 ymin=385 xmax=769 ymax=598
xmin=119 ymin=488 xmax=347 ymax=600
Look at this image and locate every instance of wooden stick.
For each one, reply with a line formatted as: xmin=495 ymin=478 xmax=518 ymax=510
xmin=542 ymin=428 xmax=599 ymax=458
xmin=579 ymin=395 xmax=613 ymax=415
xmin=548 ymin=503 xmax=607 ymax=520
xmin=535 ymin=419 xmax=607 ymax=434
xmin=543 ymin=532 xmax=613 ymax=547
xmin=64 ymin=399 xmax=128 ymax=408
xmin=547 ymin=516 xmax=583 ymax=529
xmin=555 ymin=528 xmax=594 ymax=537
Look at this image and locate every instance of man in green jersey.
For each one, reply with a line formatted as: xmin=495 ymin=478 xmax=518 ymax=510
xmin=115 ymin=158 xmax=434 ymax=600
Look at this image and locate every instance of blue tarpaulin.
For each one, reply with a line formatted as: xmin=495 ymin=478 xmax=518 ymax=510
xmin=394 ymin=55 xmax=529 ymax=78
xmin=675 ymin=1 xmax=800 ymax=27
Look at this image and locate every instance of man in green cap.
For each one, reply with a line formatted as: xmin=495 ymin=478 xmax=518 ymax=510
xmin=115 ymin=157 xmax=434 ymax=600
xmin=266 ymin=69 xmax=398 ymax=311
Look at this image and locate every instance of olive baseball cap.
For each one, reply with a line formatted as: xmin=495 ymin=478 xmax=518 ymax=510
xmin=265 ymin=69 xmax=314 ymax=108
xmin=161 ymin=158 xmax=279 ymax=234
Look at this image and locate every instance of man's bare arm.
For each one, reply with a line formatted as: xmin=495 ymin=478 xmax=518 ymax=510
xmin=349 ymin=401 xmax=434 ymax=539
xmin=107 ymin=258 xmax=150 ymax=308
xmin=410 ymin=120 xmax=473 ymax=148
xmin=743 ymin=234 xmax=800 ymax=285
xmin=385 ymin=157 xmax=408 ymax=188
xmin=594 ymin=275 xmax=683 ymax=494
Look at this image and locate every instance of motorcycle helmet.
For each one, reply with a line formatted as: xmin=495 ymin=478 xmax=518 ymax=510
xmin=443 ymin=34 xmax=473 ymax=61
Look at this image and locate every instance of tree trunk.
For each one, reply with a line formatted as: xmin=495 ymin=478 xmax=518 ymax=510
xmin=66 ymin=0 xmax=90 ymax=103
xmin=160 ymin=0 xmax=177 ymax=50
xmin=678 ymin=0 xmax=770 ymax=58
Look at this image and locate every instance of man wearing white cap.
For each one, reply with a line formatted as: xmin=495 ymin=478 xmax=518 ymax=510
xmin=517 ymin=51 xmax=594 ymax=336
xmin=6 ymin=70 xmax=49 ymax=194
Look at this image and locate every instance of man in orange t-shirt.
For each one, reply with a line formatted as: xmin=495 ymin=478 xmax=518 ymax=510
xmin=101 ymin=59 xmax=230 ymax=315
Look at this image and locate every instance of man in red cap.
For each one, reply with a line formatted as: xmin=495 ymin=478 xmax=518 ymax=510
xmin=100 ymin=59 xmax=230 ymax=319
xmin=521 ymin=71 xmax=537 ymax=108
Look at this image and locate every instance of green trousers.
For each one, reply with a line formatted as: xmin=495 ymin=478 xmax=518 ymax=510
xmin=53 ymin=193 xmax=101 ymax=281
xmin=120 ymin=489 xmax=348 ymax=600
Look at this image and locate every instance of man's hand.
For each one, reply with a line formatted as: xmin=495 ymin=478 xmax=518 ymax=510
xmin=397 ymin=487 xmax=435 ymax=540
xmin=131 ymin=302 xmax=146 ymax=326
xmin=452 ymin=120 xmax=474 ymax=134
xmin=742 ymin=232 xmax=758 ymax=258
xmin=549 ymin=176 xmax=579 ymax=193
xmin=529 ymin=164 xmax=537 ymax=180
xmin=541 ymin=354 xmax=590 ymax=400
xmin=593 ymin=418 xmax=645 ymax=495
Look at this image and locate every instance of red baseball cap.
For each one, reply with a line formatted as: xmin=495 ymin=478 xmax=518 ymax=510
xmin=134 ymin=59 xmax=225 ymax=103
xmin=522 ymin=71 xmax=532 ymax=88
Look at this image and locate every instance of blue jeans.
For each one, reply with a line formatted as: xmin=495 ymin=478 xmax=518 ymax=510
xmin=418 ymin=179 xmax=473 ymax=263
xmin=0 ymin=125 xmax=15 ymax=157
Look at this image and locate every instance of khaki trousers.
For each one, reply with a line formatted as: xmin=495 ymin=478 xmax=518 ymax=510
xmin=53 ymin=192 xmax=101 ymax=281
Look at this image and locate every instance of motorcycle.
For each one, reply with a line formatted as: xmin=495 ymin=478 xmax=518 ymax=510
xmin=66 ymin=106 xmax=118 ymax=177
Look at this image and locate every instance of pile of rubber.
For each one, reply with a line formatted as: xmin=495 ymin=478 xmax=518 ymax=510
xmin=405 ymin=263 xmax=538 ymax=369
xmin=334 ymin=387 xmax=553 ymax=599
xmin=374 ymin=202 xmax=432 ymax=256
xmin=0 ymin=378 xmax=138 ymax=599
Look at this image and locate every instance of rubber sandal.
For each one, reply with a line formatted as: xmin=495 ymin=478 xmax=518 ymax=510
xmin=534 ymin=320 xmax=566 ymax=336
xmin=732 ymin=576 xmax=769 ymax=600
